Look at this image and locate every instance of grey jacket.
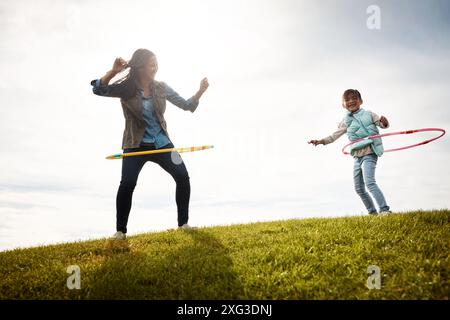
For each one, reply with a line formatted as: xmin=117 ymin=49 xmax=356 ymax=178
xmin=91 ymin=79 xmax=199 ymax=149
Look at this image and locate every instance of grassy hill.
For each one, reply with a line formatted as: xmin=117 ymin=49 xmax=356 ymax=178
xmin=0 ymin=210 xmax=448 ymax=299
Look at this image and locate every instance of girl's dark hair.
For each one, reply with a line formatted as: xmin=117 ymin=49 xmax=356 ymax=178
xmin=113 ymin=48 xmax=156 ymax=100
xmin=343 ymin=89 xmax=362 ymax=100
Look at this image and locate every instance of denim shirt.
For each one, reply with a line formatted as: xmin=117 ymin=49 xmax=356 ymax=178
xmin=91 ymin=79 xmax=199 ymax=149
xmin=140 ymin=92 xmax=171 ymax=148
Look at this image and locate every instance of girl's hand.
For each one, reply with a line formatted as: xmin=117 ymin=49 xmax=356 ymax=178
xmin=111 ymin=57 xmax=128 ymax=75
xmin=380 ymin=116 xmax=389 ymax=127
xmin=308 ymin=140 xmax=323 ymax=146
xmin=199 ymin=77 xmax=209 ymax=93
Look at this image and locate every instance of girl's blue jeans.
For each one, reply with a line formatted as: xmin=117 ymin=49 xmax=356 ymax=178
xmin=353 ymin=154 xmax=390 ymax=214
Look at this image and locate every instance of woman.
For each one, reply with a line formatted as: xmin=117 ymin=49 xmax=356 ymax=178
xmin=91 ymin=48 xmax=209 ymax=239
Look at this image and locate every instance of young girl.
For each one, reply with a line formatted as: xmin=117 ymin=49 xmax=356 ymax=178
xmin=91 ymin=48 xmax=209 ymax=239
xmin=308 ymin=89 xmax=392 ymax=215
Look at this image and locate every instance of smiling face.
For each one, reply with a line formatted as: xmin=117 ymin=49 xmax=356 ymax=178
xmin=342 ymin=90 xmax=363 ymax=113
xmin=141 ymin=55 xmax=158 ymax=80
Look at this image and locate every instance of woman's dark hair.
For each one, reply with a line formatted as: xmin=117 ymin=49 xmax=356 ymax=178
xmin=113 ymin=48 xmax=156 ymax=100
xmin=342 ymin=89 xmax=362 ymax=101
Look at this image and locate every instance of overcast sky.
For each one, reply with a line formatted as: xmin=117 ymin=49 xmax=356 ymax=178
xmin=1 ymin=0 xmax=449 ymax=251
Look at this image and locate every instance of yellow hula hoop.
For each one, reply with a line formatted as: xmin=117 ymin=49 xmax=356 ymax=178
xmin=106 ymin=145 xmax=214 ymax=160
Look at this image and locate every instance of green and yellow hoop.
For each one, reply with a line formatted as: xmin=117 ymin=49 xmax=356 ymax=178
xmin=106 ymin=145 xmax=214 ymax=160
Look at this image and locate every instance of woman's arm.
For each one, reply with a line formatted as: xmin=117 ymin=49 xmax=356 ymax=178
xmin=100 ymin=58 xmax=127 ymax=85
xmin=99 ymin=70 xmax=118 ymax=87
xmin=193 ymin=77 xmax=209 ymax=102
xmin=91 ymin=57 xmax=129 ymax=98
xmin=165 ymin=78 xmax=209 ymax=112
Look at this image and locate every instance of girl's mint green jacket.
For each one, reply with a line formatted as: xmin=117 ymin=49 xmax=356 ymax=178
xmin=321 ymin=108 xmax=389 ymax=157
xmin=344 ymin=108 xmax=384 ymax=157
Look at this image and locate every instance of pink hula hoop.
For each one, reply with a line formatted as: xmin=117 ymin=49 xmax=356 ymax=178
xmin=342 ymin=128 xmax=446 ymax=155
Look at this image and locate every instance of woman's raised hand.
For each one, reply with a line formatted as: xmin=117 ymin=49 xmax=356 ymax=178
xmin=199 ymin=77 xmax=209 ymax=93
xmin=112 ymin=57 xmax=128 ymax=74
xmin=193 ymin=77 xmax=209 ymax=102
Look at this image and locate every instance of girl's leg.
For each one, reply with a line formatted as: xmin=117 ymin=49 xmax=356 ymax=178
xmin=353 ymin=156 xmax=377 ymax=214
xmin=361 ymin=154 xmax=390 ymax=212
xmin=150 ymin=144 xmax=191 ymax=226
xmin=116 ymin=152 xmax=146 ymax=233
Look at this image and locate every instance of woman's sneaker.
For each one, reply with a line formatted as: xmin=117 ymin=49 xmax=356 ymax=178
xmin=178 ymin=224 xmax=195 ymax=230
xmin=111 ymin=231 xmax=126 ymax=240
xmin=379 ymin=210 xmax=392 ymax=215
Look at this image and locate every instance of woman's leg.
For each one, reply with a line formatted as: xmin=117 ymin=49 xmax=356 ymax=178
xmin=150 ymin=144 xmax=191 ymax=226
xmin=353 ymin=156 xmax=377 ymax=214
xmin=116 ymin=152 xmax=146 ymax=233
xmin=361 ymin=154 xmax=390 ymax=212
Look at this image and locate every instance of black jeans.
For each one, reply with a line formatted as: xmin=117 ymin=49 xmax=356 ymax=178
xmin=116 ymin=142 xmax=190 ymax=233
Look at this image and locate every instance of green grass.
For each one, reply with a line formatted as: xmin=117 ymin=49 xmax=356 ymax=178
xmin=0 ymin=210 xmax=449 ymax=299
